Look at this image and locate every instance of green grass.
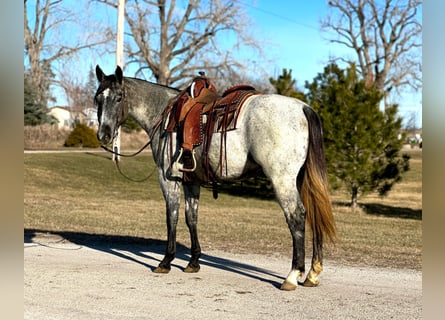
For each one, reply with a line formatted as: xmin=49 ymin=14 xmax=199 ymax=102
xmin=24 ymin=149 xmax=422 ymax=270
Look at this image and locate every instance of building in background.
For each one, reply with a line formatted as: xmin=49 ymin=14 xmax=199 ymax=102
xmin=48 ymin=106 xmax=98 ymax=129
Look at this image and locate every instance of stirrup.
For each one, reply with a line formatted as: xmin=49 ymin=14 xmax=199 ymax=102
xmin=173 ymin=148 xmax=197 ymax=173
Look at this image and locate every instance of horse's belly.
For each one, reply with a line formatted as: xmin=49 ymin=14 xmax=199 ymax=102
xmin=205 ymin=130 xmax=254 ymax=180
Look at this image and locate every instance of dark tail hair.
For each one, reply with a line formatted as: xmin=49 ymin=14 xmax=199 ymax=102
xmin=301 ymin=105 xmax=336 ymax=245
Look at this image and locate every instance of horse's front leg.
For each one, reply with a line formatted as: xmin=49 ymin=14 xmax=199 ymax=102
xmin=154 ymin=179 xmax=181 ymax=274
xmin=183 ymin=183 xmax=202 ymax=273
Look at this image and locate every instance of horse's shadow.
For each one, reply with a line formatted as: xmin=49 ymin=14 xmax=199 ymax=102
xmin=24 ymin=229 xmax=285 ymax=289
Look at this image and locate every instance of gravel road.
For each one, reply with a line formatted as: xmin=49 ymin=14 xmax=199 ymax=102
xmin=24 ymin=231 xmax=421 ymax=320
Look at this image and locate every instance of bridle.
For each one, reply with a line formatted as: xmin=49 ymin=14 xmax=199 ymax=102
xmin=98 ymin=85 xmax=173 ymax=182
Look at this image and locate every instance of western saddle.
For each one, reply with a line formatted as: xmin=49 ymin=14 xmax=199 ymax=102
xmin=164 ymin=73 xmax=260 ymax=182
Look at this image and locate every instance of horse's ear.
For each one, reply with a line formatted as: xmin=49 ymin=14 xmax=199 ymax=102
xmin=96 ymin=65 xmax=105 ymax=82
xmin=115 ymin=66 xmax=123 ymax=84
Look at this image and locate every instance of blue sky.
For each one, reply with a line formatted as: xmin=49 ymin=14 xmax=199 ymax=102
xmin=43 ymin=0 xmax=421 ymax=127
xmin=242 ymin=0 xmax=341 ymax=82
xmin=241 ymin=0 xmax=422 ymax=127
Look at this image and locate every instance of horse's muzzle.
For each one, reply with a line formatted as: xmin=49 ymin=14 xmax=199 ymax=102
xmin=97 ymin=125 xmax=113 ymax=145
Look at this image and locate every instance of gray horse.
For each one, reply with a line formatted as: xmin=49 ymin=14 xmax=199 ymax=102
xmin=94 ymin=65 xmax=336 ymax=291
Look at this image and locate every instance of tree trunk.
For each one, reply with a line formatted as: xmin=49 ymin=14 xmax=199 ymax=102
xmin=351 ymin=185 xmax=359 ymax=208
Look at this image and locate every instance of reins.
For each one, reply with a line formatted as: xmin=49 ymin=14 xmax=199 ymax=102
xmin=100 ymin=101 xmax=168 ymax=183
xmin=100 ymin=139 xmax=152 ymax=158
xmin=101 ymin=140 xmax=156 ymax=183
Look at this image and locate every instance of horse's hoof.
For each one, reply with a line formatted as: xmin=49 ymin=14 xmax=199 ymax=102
xmin=280 ymin=280 xmax=298 ymax=291
xmin=153 ymin=266 xmax=171 ymax=274
xmin=184 ymin=264 xmax=200 ymax=273
xmin=302 ymin=277 xmax=320 ymax=287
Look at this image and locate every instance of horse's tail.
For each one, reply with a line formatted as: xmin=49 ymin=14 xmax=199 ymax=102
xmin=301 ymin=105 xmax=336 ymax=246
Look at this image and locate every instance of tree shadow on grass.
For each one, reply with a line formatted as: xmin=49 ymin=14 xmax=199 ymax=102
xmin=24 ymin=229 xmax=285 ymax=289
xmin=334 ymin=201 xmax=422 ymax=220
xmin=362 ymin=203 xmax=422 ymax=220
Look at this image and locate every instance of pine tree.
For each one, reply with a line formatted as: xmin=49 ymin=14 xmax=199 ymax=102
xmin=24 ymin=75 xmax=55 ymax=126
xmin=269 ymin=68 xmax=306 ymax=102
xmin=305 ymin=63 xmax=409 ymax=207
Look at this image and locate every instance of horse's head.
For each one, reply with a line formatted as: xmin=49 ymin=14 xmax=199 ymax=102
xmin=94 ymin=65 xmax=127 ymax=145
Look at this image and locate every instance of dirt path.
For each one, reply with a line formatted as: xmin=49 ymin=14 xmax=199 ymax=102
xmin=24 ymin=232 xmax=421 ymax=320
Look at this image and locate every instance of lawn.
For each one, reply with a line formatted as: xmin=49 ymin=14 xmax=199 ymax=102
xmin=24 ymin=148 xmax=422 ymax=270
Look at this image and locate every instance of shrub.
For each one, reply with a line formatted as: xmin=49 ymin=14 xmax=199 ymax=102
xmin=64 ymin=123 xmax=100 ymax=148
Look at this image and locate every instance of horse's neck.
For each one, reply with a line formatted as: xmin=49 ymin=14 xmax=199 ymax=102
xmin=124 ymin=78 xmax=177 ymax=131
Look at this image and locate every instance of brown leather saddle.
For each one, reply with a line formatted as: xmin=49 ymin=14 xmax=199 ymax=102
xmin=164 ymin=78 xmax=260 ymax=181
xmin=203 ymin=84 xmax=258 ymax=133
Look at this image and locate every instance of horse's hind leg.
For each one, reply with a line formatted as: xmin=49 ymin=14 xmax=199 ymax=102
xmin=272 ymin=176 xmax=306 ymax=291
xmin=183 ymin=183 xmax=202 ymax=273
xmin=281 ymin=196 xmax=307 ymax=291
xmin=303 ymin=235 xmax=323 ymax=287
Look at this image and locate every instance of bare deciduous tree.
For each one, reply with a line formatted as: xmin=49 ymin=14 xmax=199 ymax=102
xmin=322 ymin=0 xmax=422 ymax=106
xmin=24 ymin=0 xmax=113 ymax=107
xmin=58 ymin=66 xmax=97 ymax=112
xmin=404 ymin=110 xmax=419 ymax=132
xmin=97 ymin=0 xmax=263 ymax=87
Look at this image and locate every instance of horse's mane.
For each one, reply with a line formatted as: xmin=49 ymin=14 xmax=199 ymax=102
xmin=123 ymin=77 xmax=181 ymax=93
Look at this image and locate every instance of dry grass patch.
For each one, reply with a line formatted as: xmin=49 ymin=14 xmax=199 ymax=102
xmin=24 ymin=125 xmax=151 ymax=150
xmin=24 ymin=125 xmax=70 ymax=149
xmin=24 ymin=150 xmax=422 ymax=270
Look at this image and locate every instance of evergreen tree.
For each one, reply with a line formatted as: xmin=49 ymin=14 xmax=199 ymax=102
xmin=305 ymin=63 xmax=409 ymax=207
xmin=24 ymin=74 xmax=55 ymax=126
xmin=122 ymin=116 xmax=142 ymax=133
xmin=269 ymin=68 xmax=306 ymax=102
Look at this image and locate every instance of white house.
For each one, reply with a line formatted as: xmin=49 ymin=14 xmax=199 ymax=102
xmin=48 ymin=107 xmax=74 ymax=129
xmin=48 ymin=106 xmax=98 ymax=129
xmin=83 ymin=107 xmax=99 ymax=128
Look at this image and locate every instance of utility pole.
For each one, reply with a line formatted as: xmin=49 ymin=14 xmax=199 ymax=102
xmin=113 ymin=0 xmax=125 ymax=162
